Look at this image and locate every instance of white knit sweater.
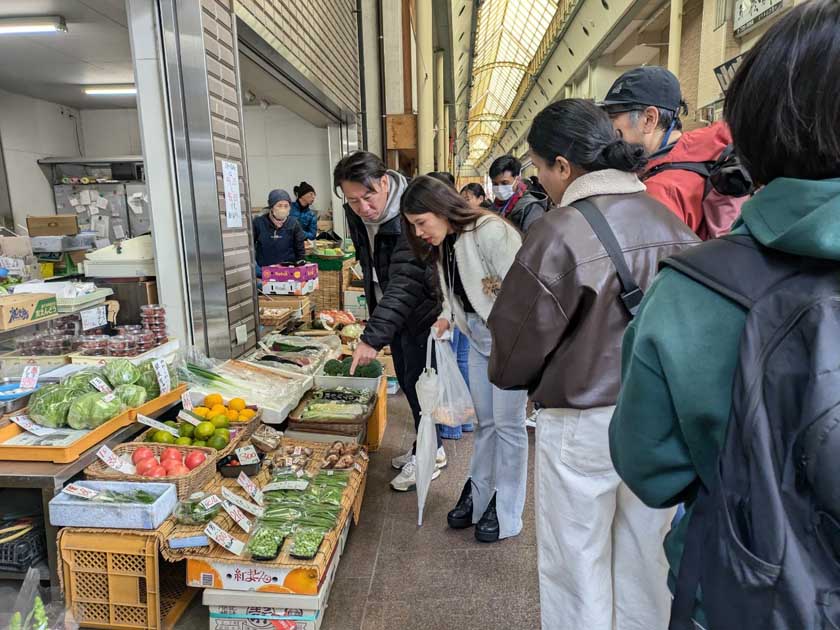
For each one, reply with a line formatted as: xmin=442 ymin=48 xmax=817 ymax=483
xmin=438 ymin=214 xmax=522 ymax=334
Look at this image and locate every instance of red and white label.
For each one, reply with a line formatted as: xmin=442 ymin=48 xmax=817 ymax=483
xmin=221 ymin=486 xmax=264 ymax=517
xmin=181 ymin=392 xmax=193 ymax=411
xmin=204 ymin=521 xmax=244 ymax=556
xmin=10 ymin=415 xmax=55 ymax=436
xmin=235 ymin=445 xmax=260 ymax=466
xmin=90 ymin=377 xmax=112 ymax=393
xmin=221 ymin=500 xmax=252 ymax=533
xmin=96 ymin=445 xmax=135 ymax=473
xmin=152 ymin=359 xmax=171 ymax=394
xmin=236 ymin=471 xmax=264 ymax=506
xmin=63 ymin=484 xmax=99 ymax=500
xmin=137 ymin=414 xmax=179 ymax=436
xmin=20 ymin=365 xmax=40 ymax=390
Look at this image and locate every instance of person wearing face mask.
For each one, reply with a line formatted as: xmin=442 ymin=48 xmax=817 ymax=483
xmin=290 ymin=181 xmax=318 ymax=240
xmin=253 ymin=189 xmax=306 ymax=269
xmin=488 ymin=155 xmax=547 ymax=232
xmin=333 ymin=152 xmax=445 ymax=492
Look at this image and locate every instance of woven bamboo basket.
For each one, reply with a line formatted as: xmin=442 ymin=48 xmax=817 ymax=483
xmin=84 ymin=443 xmax=217 ymax=500
xmin=136 ymin=414 xmax=261 ymax=460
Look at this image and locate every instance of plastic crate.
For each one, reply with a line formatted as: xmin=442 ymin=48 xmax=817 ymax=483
xmin=60 ymin=529 xmax=195 ymax=630
xmin=0 ymin=522 xmax=46 ymax=572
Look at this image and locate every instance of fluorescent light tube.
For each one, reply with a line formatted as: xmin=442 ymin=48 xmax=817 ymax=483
xmin=0 ymin=16 xmax=66 ymax=34
xmin=84 ymin=86 xmax=137 ymax=96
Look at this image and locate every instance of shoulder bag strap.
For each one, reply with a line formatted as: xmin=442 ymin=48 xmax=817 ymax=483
xmin=572 ymin=199 xmax=644 ymax=318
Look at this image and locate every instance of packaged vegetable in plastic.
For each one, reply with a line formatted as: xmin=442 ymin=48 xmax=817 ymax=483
xmin=66 ymin=391 xmax=125 ymax=430
xmin=245 ymin=524 xmax=288 ymax=561
xmin=113 ymin=384 xmax=148 ymax=408
xmin=173 ymin=492 xmax=222 ymax=525
xmin=28 ymin=384 xmax=82 ymax=428
xmin=135 ymin=359 xmax=179 ymax=399
xmin=289 ymin=527 xmax=326 ymax=559
xmin=60 ymin=369 xmax=103 ymax=393
xmin=103 ymin=359 xmax=141 ymax=387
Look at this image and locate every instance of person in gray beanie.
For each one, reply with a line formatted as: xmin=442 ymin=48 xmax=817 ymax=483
xmin=253 ymin=188 xmax=305 ymax=268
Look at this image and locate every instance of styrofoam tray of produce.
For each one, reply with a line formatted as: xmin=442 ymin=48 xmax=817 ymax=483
xmin=312 ymin=375 xmax=382 ymax=392
xmin=49 ymin=480 xmax=177 ymax=530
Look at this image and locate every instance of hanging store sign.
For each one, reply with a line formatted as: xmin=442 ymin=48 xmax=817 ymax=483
xmin=714 ymin=55 xmax=745 ymax=93
xmin=733 ymin=0 xmax=790 ymax=37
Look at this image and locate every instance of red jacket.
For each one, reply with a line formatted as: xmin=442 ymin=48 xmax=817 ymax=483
xmin=644 ymin=121 xmax=744 ymax=240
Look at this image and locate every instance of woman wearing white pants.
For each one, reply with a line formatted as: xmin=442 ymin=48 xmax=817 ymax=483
xmin=400 ymin=175 xmax=527 ymax=542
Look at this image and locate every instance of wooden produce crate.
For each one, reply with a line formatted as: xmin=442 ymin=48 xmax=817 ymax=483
xmin=310 ymin=258 xmax=354 ymax=312
xmin=59 ymin=528 xmax=195 ymax=630
xmin=366 ymin=374 xmax=389 ymax=452
xmin=259 ymin=295 xmax=311 ymax=324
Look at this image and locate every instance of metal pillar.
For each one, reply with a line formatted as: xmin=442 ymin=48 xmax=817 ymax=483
xmin=443 ymin=104 xmax=451 ymax=172
xmin=416 ymin=0 xmax=434 ymax=174
xmin=434 ymin=51 xmax=445 ymax=171
xmin=668 ymin=0 xmax=683 ymax=77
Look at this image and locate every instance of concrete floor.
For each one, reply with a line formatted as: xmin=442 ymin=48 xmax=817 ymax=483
xmin=163 ymin=392 xmax=540 ymax=628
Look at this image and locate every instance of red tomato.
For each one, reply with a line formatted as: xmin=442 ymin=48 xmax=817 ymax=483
xmin=160 ymin=447 xmax=182 ymax=462
xmin=135 ymin=457 xmax=159 ymax=476
xmin=168 ymin=464 xmax=190 ymax=476
xmin=147 ymin=466 xmax=168 ymax=478
xmin=131 ymin=447 xmax=155 ymax=465
xmin=184 ymin=451 xmax=206 ymax=470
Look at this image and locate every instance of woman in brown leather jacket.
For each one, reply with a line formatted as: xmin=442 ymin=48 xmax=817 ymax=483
xmin=487 ymin=98 xmax=697 ymax=630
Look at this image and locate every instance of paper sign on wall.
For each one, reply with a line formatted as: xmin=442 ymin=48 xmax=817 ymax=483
xmin=81 ymin=305 xmax=107 ymax=331
xmin=113 ymin=224 xmax=126 ymax=240
xmin=222 ymin=160 xmax=242 ymax=229
xmin=69 ymin=198 xmax=79 ymax=207
xmin=96 ymin=197 xmax=108 ymax=209
xmin=79 ymin=190 xmax=91 ymax=205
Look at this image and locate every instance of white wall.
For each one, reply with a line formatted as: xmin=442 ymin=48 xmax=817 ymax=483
xmin=80 ymin=109 xmax=142 ymax=156
xmin=0 ymin=89 xmax=81 ymax=229
xmin=243 ymin=104 xmax=331 ymax=218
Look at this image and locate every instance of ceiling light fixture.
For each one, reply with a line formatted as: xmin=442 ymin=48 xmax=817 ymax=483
xmin=84 ymin=85 xmax=137 ymax=96
xmin=0 ymin=16 xmax=66 ymax=34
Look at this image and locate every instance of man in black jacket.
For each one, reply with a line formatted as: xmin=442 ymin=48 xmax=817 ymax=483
xmin=333 ymin=152 xmax=444 ymax=491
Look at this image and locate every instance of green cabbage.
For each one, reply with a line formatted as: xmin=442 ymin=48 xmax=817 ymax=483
xmin=66 ymin=392 xmax=125 ymax=430
xmin=135 ymin=360 xmax=179 ymax=400
xmin=113 ymin=384 xmax=148 ymax=408
xmin=61 ymin=369 xmax=103 ymax=393
xmin=28 ymin=384 xmax=85 ymax=428
xmin=103 ymin=359 xmax=141 ymax=387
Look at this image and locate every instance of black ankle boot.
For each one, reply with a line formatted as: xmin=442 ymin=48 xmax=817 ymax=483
xmin=475 ymin=494 xmax=500 ymax=543
xmin=447 ymin=479 xmax=474 ymax=529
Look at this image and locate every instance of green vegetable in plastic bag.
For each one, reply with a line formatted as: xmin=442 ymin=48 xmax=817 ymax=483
xmin=113 ymin=384 xmax=148 ymax=408
xmin=28 ymin=384 xmax=83 ymax=428
xmin=60 ymin=369 xmax=102 ymax=393
xmin=103 ymin=359 xmax=141 ymax=387
xmin=135 ymin=360 xmax=179 ymax=399
xmin=66 ymin=391 xmax=125 ymax=430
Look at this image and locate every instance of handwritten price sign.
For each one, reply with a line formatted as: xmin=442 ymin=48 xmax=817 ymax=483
xmin=204 ymin=521 xmax=244 ymax=556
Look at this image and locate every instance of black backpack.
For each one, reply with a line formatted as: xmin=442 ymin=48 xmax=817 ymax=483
xmin=660 ymin=234 xmax=840 ymax=630
xmin=642 ymin=144 xmax=755 ymax=199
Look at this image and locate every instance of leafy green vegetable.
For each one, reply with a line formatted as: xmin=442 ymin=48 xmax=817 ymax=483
xmin=9 ymin=611 xmax=21 ymax=630
xmin=28 ymin=384 xmax=84 ymax=428
xmin=66 ymin=392 xmax=124 ymax=429
xmin=174 ymin=492 xmax=221 ymax=525
xmin=114 ymin=384 xmax=148 ymax=408
xmin=92 ymin=489 xmax=157 ymax=504
xmin=323 ymin=356 xmax=382 ymax=377
xmin=61 ymin=369 xmax=102 ymax=393
xmin=246 ymin=526 xmax=286 ymax=560
xmin=135 ymin=360 xmax=179 ymax=399
xmin=103 ymin=359 xmax=140 ymax=387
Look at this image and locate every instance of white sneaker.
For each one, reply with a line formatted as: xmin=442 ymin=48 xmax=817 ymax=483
xmin=436 ymin=446 xmax=448 ymax=469
xmin=390 ymin=457 xmax=441 ymax=492
xmin=391 ymin=447 xmax=413 ymax=470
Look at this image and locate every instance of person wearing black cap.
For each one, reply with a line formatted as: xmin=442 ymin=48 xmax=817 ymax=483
xmin=253 ymin=189 xmax=306 ymax=268
xmin=290 ymin=181 xmax=318 ymax=240
xmin=601 ymin=66 xmax=745 ymax=240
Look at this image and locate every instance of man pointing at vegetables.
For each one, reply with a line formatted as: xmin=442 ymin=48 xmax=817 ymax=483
xmin=333 ymin=152 xmax=444 ymax=492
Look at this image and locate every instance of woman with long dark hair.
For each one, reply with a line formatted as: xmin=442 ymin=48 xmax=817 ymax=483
xmin=401 ymin=175 xmax=527 ymax=543
xmin=460 ymin=183 xmax=492 ymax=210
xmin=487 ymin=99 xmax=697 ymax=628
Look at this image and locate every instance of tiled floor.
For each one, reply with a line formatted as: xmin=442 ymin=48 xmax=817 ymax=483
xmin=177 ymin=393 xmax=540 ymax=629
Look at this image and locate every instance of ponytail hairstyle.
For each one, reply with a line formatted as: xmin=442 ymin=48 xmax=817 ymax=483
xmin=527 ymin=98 xmax=648 ymax=174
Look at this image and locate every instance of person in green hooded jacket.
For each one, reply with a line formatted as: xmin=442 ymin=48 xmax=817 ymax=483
xmin=609 ymin=1 xmax=840 ymax=626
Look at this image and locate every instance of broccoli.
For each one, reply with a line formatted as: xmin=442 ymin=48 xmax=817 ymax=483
xmin=323 ymin=357 xmax=382 ymax=378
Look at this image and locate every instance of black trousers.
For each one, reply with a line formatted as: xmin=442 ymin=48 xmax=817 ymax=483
xmin=390 ymin=330 xmax=442 ymax=452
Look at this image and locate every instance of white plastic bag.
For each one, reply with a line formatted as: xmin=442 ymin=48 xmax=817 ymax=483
xmin=431 ymin=334 xmax=476 ymax=428
xmin=415 ymin=333 xmax=441 ymax=526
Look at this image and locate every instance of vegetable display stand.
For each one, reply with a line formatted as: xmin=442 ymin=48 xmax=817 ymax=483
xmin=0 ymin=409 xmax=134 ymax=463
xmin=59 ymin=527 xmax=196 ymax=630
xmin=309 ymin=257 xmax=355 ymax=312
xmin=130 ymin=383 xmax=187 ymax=422
xmin=84 ymin=443 xmax=217 ymax=500
xmin=365 ymin=376 xmax=389 ymax=452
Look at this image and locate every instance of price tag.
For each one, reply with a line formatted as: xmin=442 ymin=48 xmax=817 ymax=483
xmin=178 ymin=410 xmax=201 ymax=426
xmin=293 ymin=446 xmax=302 ymax=456
xmin=360 ymin=449 xmax=369 ymax=462
xmin=263 ymin=480 xmax=309 ymax=492
xmin=63 ymin=484 xmax=100 ymax=500
xmin=20 ymin=365 xmax=40 ymax=390
xmin=204 ymin=522 xmax=244 ymax=556
xmin=295 ymin=469 xmax=305 ymax=478
xmin=80 ymin=305 xmax=108 ymax=331
xmin=96 ymin=445 xmax=135 ymax=473
xmin=235 ymin=445 xmax=260 ymax=465
xmin=326 ymin=470 xmax=334 ymax=476
xmin=220 ymin=487 xmax=264 ymax=517
xmin=152 ymin=359 xmax=171 ymax=394
xmin=354 ymin=462 xmax=363 ymax=472
xmin=10 ymin=415 xmax=56 ymax=437
xmin=236 ymin=471 xmax=264 ymax=505
xmin=102 ymin=393 xmax=117 ymax=403
xmin=181 ymin=392 xmax=193 ymax=411
xmin=137 ymin=414 xmax=179 ymax=437
xmin=221 ymin=500 xmax=252 ymax=533
xmin=90 ymin=377 xmax=112 ymax=393
xmin=199 ymin=494 xmax=222 ymax=510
